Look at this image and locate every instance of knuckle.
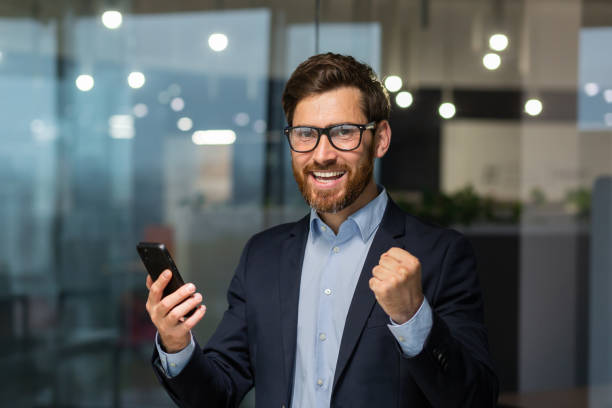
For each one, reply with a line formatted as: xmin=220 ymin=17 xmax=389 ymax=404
xmin=169 ymin=309 xmax=182 ymax=321
xmin=160 ymin=298 xmax=172 ymax=310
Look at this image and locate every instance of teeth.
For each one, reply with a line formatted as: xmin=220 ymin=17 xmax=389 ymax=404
xmin=312 ymin=171 xmax=345 ymax=177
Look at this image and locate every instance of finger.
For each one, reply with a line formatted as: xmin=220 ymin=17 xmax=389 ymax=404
xmin=149 ymin=270 xmax=173 ymax=304
xmin=378 ymin=255 xmax=401 ymax=271
xmin=170 ymin=293 xmax=203 ymax=323
xmin=372 ymin=264 xmax=395 ymax=280
xmin=384 ymin=247 xmax=416 ymax=264
xmin=182 ymin=305 xmax=207 ymax=330
xmin=369 ymin=277 xmax=379 ymax=291
xmin=146 ymin=275 xmax=153 ymax=290
xmin=157 ymin=282 xmax=197 ymax=316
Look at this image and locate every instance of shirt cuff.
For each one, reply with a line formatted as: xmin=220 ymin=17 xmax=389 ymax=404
xmin=155 ymin=331 xmax=195 ymax=378
xmin=387 ymin=298 xmax=433 ymax=357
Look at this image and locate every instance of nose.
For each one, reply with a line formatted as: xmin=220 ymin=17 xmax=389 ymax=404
xmin=312 ymin=133 xmax=338 ymax=165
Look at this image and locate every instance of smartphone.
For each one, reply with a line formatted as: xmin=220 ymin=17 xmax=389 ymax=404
xmin=136 ymin=242 xmax=196 ymax=318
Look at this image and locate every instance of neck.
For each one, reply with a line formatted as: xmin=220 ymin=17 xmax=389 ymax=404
xmin=318 ymin=178 xmax=378 ymax=234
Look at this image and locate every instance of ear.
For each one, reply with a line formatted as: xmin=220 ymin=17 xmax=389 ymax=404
xmin=374 ymin=120 xmax=391 ymax=159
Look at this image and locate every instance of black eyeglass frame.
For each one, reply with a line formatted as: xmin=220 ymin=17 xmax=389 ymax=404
xmin=284 ymin=121 xmax=377 ymax=153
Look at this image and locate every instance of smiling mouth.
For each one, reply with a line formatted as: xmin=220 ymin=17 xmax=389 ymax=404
xmin=311 ymin=170 xmax=346 ymax=184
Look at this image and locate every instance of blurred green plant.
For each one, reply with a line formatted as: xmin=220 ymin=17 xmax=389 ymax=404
xmin=394 ymin=185 xmax=522 ymax=227
xmin=530 ymin=187 xmax=547 ymax=205
xmin=565 ymin=187 xmax=591 ymax=219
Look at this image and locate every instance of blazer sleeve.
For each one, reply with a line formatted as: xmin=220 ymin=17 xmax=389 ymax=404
xmin=151 ymin=238 xmax=254 ymax=408
xmin=402 ymin=233 xmax=499 ymax=407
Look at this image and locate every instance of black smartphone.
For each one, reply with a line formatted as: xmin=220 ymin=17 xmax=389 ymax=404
xmin=136 ymin=242 xmax=196 ymax=318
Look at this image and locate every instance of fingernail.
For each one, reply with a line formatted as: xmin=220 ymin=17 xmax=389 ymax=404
xmin=187 ymin=283 xmax=195 ymax=292
xmin=163 ymin=270 xmax=171 ymax=278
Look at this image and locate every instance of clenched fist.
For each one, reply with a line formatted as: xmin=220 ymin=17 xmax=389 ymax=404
xmin=369 ymin=247 xmax=424 ymax=324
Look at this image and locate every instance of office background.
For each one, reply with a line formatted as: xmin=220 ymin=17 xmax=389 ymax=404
xmin=1 ymin=0 xmax=611 ymax=406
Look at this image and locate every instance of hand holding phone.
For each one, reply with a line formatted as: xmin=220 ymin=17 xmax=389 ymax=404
xmin=139 ymin=242 xmax=206 ymax=352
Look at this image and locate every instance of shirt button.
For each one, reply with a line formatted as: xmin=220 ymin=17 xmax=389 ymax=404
xmin=170 ymin=362 xmax=176 ymax=367
xmin=332 ymin=246 xmax=340 ymax=253
xmin=324 ymin=288 xmax=332 ymax=295
xmin=317 ymin=379 xmax=323 ymax=386
xmin=319 ymin=333 xmax=327 ymax=341
xmin=398 ymin=336 xmax=405 ymax=342
xmin=321 ymin=225 xmax=327 ymax=232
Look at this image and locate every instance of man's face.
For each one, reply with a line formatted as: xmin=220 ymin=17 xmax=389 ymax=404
xmin=291 ymin=87 xmax=377 ymax=213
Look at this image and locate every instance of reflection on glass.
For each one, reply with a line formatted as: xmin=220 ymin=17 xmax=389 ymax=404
xmin=584 ymin=82 xmax=599 ymax=96
xmin=170 ymin=97 xmax=185 ymax=111
xmin=133 ymin=103 xmax=148 ymax=118
xmin=234 ymin=112 xmax=250 ymax=126
xmin=177 ymin=117 xmax=193 ymax=131
xmin=108 ymin=115 xmax=135 ymax=139
xmin=253 ymin=119 xmax=266 ymax=134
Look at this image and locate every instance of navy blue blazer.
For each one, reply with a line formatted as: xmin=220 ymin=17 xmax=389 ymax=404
xmin=152 ymin=198 xmax=499 ymax=407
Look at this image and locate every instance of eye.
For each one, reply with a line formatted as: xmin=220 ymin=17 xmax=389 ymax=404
xmin=331 ymin=125 xmax=358 ymax=138
xmin=294 ymin=127 xmax=316 ymax=139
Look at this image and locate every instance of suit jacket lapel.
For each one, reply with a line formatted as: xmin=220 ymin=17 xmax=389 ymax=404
xmin=279 ymin=215 xmax=310 ymax=401
xmin=332 ymin=198 xmax=406 ymax=391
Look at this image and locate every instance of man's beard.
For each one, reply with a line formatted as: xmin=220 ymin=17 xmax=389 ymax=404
xmin=292 ymin=142 xmax=375 ymax=214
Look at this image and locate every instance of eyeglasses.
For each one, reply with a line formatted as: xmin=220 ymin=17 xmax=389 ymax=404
xmin=284 ymin=121 xmax=377 ymax=153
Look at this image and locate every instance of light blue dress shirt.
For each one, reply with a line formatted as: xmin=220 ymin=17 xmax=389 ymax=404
xmin=156 ymin=188 xmax=433 ymax=407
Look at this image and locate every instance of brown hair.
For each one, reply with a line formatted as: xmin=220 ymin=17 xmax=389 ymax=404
xmin=281 ymin=53 xmax=390 ymax=126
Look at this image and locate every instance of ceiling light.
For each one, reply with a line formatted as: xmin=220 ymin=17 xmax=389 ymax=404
xmin=208 ymin=33 xmax=228 ymax=52
xmin=395 ymin=91 xmax=413 ymax=108
xmin=439 ymin=102 xmax=456 ymax=119
xmin=524 ymin=99 xmax=543 ymax=116
xmin=483 ymin=53 xmax=501 ymax=70
xmin=489 ymin=34 xmax=509 ymax=51
xmin=127 ymin=71 xmax=146 ymax=89
xmin=384 ymin=76 xmax=402 ymax=92
xmin=192 ymin=130 xmax=236 ymax=145
xmin=75 ymin=74 xmax=94 ymax=91
xmin=102 ymin=10 xmax=122 ymax=30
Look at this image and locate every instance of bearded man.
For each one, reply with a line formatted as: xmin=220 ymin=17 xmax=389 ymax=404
xmin=146 ymin=53 xmax=499 ymax=407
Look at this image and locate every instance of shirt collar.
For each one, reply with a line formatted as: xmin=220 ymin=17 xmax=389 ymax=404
xmin=309 ymin=186 xmax=388 ymax=242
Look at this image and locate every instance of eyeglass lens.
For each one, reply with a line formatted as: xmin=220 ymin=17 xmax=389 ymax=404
xmin=288 ymin=124 xmax=361 ymax=151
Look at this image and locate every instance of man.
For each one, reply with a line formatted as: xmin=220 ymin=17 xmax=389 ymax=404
xmin=146 ymin=53 xmax=498 ymax=407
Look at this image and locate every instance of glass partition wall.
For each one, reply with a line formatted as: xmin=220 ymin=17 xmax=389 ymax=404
xmin=0 ymin=0 xmax=610 ymax=406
